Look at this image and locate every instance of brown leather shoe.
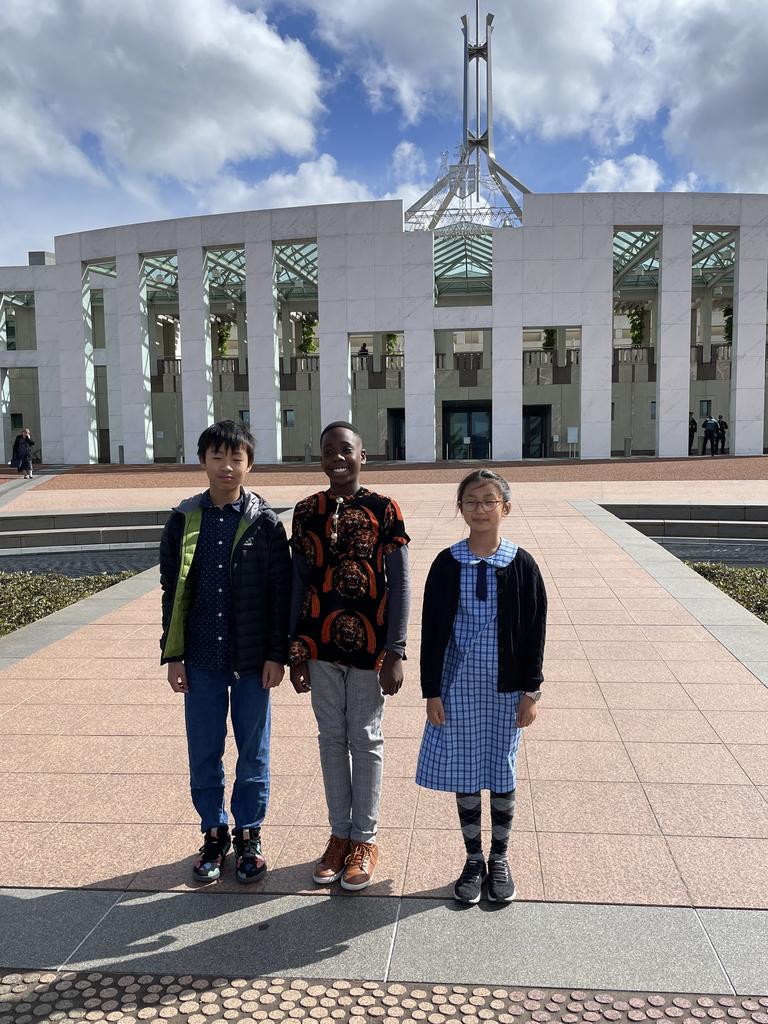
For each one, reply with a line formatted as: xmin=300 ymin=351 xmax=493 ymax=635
xmin=340 ymin=841 xmax=378 ymax=891
xmin=313 ymin=835 xmax=351 ymax=884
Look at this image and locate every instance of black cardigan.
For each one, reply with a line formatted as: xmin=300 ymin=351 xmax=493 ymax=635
xmin=420 ymin=546 xmax=547 ymax=698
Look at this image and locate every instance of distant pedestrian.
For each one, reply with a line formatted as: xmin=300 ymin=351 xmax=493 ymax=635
xmin=701 ymin=415 xmax=719 ymax=456
xmin=717 ymin=414 xmax=729 ymax=454
xmin=11 ymin=427 xmax=34 ymax=479
xmin=688 ymin=413 xmax=697 ymax=455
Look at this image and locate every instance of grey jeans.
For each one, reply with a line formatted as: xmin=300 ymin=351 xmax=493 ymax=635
xmin=309 ymin=659 xmax=385 ymax=844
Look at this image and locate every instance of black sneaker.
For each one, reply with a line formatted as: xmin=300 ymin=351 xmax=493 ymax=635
xmin=193 ymin=827 xmax=231 ymax=882
xmin=453 ymin=858 xmax=487 ymax=904
xmin=233 ymin=828 xmax=267 ymax=884
xmin=487 ymin=858 xmax=516 ymax=903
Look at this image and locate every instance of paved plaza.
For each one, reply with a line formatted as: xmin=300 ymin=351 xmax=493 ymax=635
xmin=1 ymin=461 xmax=768 ymax=1005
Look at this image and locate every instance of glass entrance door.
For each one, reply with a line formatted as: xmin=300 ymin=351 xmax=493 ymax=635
xmin=443 ymin=403 xmax=492 ymax=459
xmin=523 ymin=405 xmax=551 ymax=458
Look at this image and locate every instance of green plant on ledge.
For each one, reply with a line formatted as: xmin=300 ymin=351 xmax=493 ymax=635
xmin=627 ymin=309 xmax=645 ymax=346
xmin=722 ymin=306 xmax=733 ymax=343
xmin=216 ymin=321 xmax=231 ymax=358
xmin=297 ymin=313 xmax=318 ymax=354
xmin=386 ymin=332 xmax=400 ymax=355
xmin=542 ymin=328 xmax=556 ymax=349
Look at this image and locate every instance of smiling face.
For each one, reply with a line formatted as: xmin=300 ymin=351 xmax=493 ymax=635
xmin=321 ymin=427 xmax=366 ymax=495
xmin=200 ymin=444 xmax=252 ymax=500
xmin=458 ymin=479 xmax=510 ymax=537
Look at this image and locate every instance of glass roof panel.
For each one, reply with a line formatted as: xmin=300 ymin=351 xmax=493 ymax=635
xmin=207 ymin=247 xmax=246 ymax=301
xmin=1 ymin=291 xmax=35 ymax=307
xmin=144 ymin=253 xmax=179 ymax=301
xmin=434 ymin=232 xmax=492 ymax=293
xmin=274 ymin=242 xmax=318 ymax=300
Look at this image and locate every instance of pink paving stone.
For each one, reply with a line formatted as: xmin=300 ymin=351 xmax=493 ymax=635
xmin=537 ymin=833 xmax=689 ymax=905
xmin=611 ymin=709 xmax=721 ymax=744
xmin=643 ymin=784 xmax=768 ymax=838
xmin=625 ymin=742 xmax=751 ymax=785
xmin=530 ymin=780 xmax=660 ymax=835
xmin=666 ymin=836 xmax=768 ymax=908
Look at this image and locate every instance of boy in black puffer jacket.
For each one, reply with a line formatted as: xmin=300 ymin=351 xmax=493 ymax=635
xmin=160 ymin=420 xmax=290 ymax=885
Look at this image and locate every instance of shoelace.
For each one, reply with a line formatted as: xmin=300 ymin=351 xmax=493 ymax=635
xmin=346 ymin=843 xmax=374 ymax=869
xmin=489 ymin=860 xmax=509 ymax=883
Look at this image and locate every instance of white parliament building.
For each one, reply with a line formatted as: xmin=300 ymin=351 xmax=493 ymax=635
xmin=2 ymin=14 xmax=768 ymax=466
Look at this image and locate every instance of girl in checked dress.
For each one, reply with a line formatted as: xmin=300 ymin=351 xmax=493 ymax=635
xmin=416 ymin=469 xmax=547 ymax=904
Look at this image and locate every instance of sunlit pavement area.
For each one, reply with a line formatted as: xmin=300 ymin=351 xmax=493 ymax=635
xmin=1 ymin=459 xmax=768 ymax=1004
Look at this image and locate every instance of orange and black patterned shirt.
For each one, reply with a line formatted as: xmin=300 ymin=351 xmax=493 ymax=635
xmin=289 ymin=487 xmax=410 ymax=670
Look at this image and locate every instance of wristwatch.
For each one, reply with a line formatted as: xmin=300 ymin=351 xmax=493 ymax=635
xmin=524 ymin=690 xmax=542 ymax=702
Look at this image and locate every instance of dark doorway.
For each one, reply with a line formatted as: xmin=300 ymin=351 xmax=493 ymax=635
xmin=522 ymin=405 xmax=551 ymax=458
xmin=98 ymin=428 xmax=111 ymax=464
xmin=387 ymin=408 xmax=406 ymax=461
xmin=442 ymin=402 xmax=492 ymax=460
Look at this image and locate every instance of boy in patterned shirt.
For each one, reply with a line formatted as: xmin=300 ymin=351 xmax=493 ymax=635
xmin=289 ymin=422 xmax=410 ymax=890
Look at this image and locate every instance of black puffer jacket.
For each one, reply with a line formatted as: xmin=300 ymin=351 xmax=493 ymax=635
xmin=159 ymin=490 xmax=291 ymax=672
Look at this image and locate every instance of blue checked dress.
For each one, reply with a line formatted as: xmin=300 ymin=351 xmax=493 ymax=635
xmin=416 ymin=538 xmax=522 ymax=793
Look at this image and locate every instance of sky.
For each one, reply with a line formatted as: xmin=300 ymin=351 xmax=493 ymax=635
xmin=1 ymin=0 xmax=768 ymax=266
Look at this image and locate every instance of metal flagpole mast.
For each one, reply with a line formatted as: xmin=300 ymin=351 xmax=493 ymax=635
xmin=405 ymin=5 xmax=533 ymax=235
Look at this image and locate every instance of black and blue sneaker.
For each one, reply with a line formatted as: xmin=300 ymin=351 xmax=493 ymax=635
xmin=487 ymin=858 xmax=516 ymax=903
xmin=233 ymin=828 xmax=267 ymax=884
xmin=192 ymin=826 xmax=231 ymax=882
xmin=453 ymin=857 xmax=487 ymax=904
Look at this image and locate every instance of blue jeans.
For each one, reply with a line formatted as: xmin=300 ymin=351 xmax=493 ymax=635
xmin=184 ymin=666 xmax=271 ymax=832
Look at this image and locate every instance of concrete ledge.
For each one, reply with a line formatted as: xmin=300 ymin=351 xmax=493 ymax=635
xmin=572 ymin=499 xmax=768 ymax=688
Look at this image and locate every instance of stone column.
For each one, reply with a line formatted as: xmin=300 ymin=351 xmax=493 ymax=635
xmin=245 ymin=240 xmax=282 ymax=463
xmin=317 ymin=232 xmax=353 ymax=428
xmin=492 ymin=228 xmax=523 ymax=460
xmin=113 ymin=254 xmax=154 ymax=463
xmin=403 ymin=231 xmax=436 ymax=461
xmin=57 ymin=261 xmax=98 ymax=464
xmin=32 ymin=277 xmax=65 ymax=464
xmin=730 ymin=225 xmax=768 ymax=454
xmin=98 ymin=274 xmax=124 ymax=464
xmin=0 ymin=367 xmax=10 ymax=463
xmin=580 ymin=226 xmax=614 ymax=458
xmin=235 ymin=302 xmax=247 ymax=376
xmin=701 ymin=291 xmax=713 ymax=362
xmin=656 ymin=224 xmax=693 ymax=457
xmin=555 ymin=326 xmax=567 ymax=368
xmin=178 ymin=246 xmax=214 ymax=462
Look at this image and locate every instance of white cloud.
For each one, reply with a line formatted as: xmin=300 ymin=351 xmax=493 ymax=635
xmin=671 ymin=172 xmax=700 ymax=193
xmin=391 ymin=142 xmax=428 ymax=184
xmin=276 ymin=0 xmax=768 ymax=191
xmin=0 ymin=0 xmax=323 ymax=187
xmin=581 ymin=154 xmax=664 ymax=192
xmin=199 ymin=154 xmax=374 ymax=213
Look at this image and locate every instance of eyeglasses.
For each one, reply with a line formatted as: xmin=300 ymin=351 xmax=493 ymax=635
xmin=460 ymin=499 xmax=504 ymax=512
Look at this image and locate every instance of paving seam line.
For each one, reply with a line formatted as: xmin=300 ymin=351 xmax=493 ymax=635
xmin=56 ymin=891 xmax=126 ymax=974
xmin=381 ymin=896 xmax=403 ymax=984
xmin=691 ymin=908 xmax=737 ymax=997
xmin=570 ymin=499 xmax=768 ymax=688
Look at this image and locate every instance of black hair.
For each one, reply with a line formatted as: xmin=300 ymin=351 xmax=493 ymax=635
xmin=197 ymin=420 xmax=255 ymax=462
xmin=320 ymin=421 xmax=363 ymax=444
xmin=456 ymin=468 xmax=512 ymax=507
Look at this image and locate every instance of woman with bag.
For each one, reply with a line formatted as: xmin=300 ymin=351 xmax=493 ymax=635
xmin=11 ymin=427 xmax=35 ymax=480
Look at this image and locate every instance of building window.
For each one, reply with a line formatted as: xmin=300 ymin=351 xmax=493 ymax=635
xmin=239 ymin=410 xmax=250 ymax=427
xmin=611 ymin=402 xmax=615 ymax=422
xmin=699 ymin=399 xmax=711 ymax=417
xmin=10 ymin=413 xmax=22 ymax=430
xmin=650 ymin=401 xmax=656 ymax=421
xmin=283 ymin=409 xmax=295 ymax=428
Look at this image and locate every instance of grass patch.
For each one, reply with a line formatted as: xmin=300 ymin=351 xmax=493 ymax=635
xmin=686 ymin=562 xmax=768 ymax=625
xmin=0 ymin=570 xmax=135 ymax=637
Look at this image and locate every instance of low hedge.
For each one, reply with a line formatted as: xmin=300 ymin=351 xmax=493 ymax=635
xmin=686 ymin=562 xmax=768 ymax=625
xmin=0 ymin=570 xmax=134 ymax=637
